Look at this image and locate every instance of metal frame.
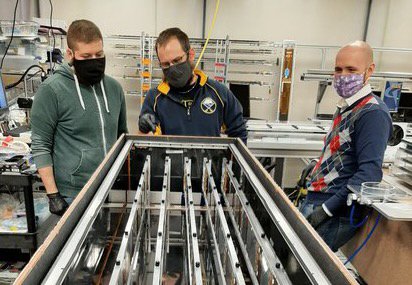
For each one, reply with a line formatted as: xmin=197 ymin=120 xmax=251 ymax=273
xmin=0 ymin=174 xmax=38 ymax=252
xmin=15 ymin=135 xmax=356 ymax=285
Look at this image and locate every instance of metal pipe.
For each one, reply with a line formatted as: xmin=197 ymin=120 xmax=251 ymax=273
xmin=200 ymin=0 xmax=207 ymax=70
xmin=363 ymin=0 xmax=373 ymax=41
xmin=35 ymin=0 xmax=40 ymax=17
xmin=202 ymin=0 xmax=207 ymax=39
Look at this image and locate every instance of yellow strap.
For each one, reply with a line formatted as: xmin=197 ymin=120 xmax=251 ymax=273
xmin=294 ymin=187 xmax=308 ymax=206
xmin=195 ymin=0 xmax=220 ymax=70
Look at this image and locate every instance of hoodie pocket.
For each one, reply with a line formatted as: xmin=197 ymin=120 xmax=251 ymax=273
xmin=70 ymin=147 xmax=103 ymax=188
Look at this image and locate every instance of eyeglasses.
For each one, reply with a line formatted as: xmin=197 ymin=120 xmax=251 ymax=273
xmin=159 ymin=53 xmax=187 ymax=70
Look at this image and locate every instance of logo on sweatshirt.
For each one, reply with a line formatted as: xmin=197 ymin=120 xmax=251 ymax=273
xmin=201 ymin=97 xmax=216 ymax=114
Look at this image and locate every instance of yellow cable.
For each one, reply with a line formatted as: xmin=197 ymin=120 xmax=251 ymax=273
xmin=195 ymin=0 xmax=220 ymax=70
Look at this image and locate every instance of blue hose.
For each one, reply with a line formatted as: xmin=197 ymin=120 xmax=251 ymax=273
xmin=344 ymin=213 xmax=381 ymax=265
xmin=350 ymin=204 xmax=370 ymax=228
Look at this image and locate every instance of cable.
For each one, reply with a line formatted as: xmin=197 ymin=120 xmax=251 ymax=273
xmin=344 ymin=213 xmax=381 ymax=265
xmin=23 ymin=69 xmax=42 ymax=81
xmin=48 ymin=0 xmax=56 ymax=72
xmin=49 ymin=0 xmax=55 ymax=48
xmin=349 ymin=204 xmax=370 ymax=228
xmin=194 ymin=0 xmax=220 ymax=70
xmin=287 ymin=189 xmax=297 ymax=198
xmin=25 ymin=69 xmax=42 ymax=82
xmin=0 ymin=0 xmax=20 ymax=70
xmin=5 ymin=64 xmax=45 ymax=89
xmin=5 ymin=64 xmax=45 ymax=90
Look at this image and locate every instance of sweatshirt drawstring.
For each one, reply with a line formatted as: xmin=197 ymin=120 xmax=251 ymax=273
xmin=100 ymin=81 xmax=110 ymax=113
xmin=73 ymin=73 xmax=109 ymax=113
xmin=73 ymin=74 xmax=85 ymax=110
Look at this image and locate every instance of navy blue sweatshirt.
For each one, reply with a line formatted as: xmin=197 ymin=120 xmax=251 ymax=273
xmin=140 ymin=70 xmax=247 ymax=142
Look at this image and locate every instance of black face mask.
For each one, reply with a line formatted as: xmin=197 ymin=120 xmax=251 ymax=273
xmin=163 ymin=59 xmax=193 ymax=89
xmin=72 ymin=57 xmax=106 ymax=85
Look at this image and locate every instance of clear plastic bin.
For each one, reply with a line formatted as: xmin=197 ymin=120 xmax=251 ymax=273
xmin=0 ymin=21 xmax=39 ymax=37
xmin=360 ymin=181 xmax=395 ymax=203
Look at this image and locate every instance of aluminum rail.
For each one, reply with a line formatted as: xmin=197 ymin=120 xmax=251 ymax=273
xmin=183 ymin=162 xmax=193 ymax=285
xmin=302 ymin=69 xmax=412 ymax=81
xmin=133 ymin=141 xmax=228 ymax=150
xmin=297 ymin=44 xmax=412 ymax=53
xmin=109 ymin=156 xmax=150 ymax=284
xmin=184 ymin=158 xmax=203 ymax=284
xmin=199 ymin=157 xmax=227 ymax=284
xmin=152 ymin=157 xmax=171 ymax=284
xmin=219 ymin=159 xmax=259 ymax=285
xmin=206 ymin=160 xmax=246 ymax=284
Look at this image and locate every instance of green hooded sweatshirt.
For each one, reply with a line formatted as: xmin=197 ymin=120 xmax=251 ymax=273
xmin=31 ymin=63 xmax=128 ymax=197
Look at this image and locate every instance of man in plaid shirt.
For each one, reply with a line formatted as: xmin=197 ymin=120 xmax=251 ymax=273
xmin=300 ymin=41 xmax=392 ymax=252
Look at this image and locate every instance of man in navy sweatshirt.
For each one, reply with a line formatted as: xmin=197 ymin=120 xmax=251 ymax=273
xmin=138 ymin=28 xmax=247 ymax=143
xmin=300 ymin=41 xmax=392 ymax=251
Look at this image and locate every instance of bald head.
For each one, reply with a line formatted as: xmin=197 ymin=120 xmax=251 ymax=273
xmin=339 ymin=41 xmax=373 ymax=65
xmin=335 ymin=40 xmax=375 ymax=83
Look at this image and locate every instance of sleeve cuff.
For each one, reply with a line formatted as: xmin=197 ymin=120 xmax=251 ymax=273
xmin=33 ymin=153 xmax=53 ymax=169
xmin=322 ymin=203 xmax=333 ymax=217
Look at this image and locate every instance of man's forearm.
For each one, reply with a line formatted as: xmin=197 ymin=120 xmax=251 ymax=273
xmin=38 ymin=166 xmax=59 ymax=194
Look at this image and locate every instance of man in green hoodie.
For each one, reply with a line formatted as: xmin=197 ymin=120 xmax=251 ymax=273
xmin=31 ymin=20 xmax=128 ymax=215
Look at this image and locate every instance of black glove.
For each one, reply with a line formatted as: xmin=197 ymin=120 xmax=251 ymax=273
xmin=297 ymin=159 xmax=318 ymax=188
xmin=47 ymin=192 xmax=69 ymax=216
xmin=307 ymin=206 xmax=329 ymax=229
xmin=139 ymin=113 xmax=157 ymax=133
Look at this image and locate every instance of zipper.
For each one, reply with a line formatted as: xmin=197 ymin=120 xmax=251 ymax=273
xmin=92 ymin=86 xmax=107 ymax=155
xmin=186 ymin=101 xmax=192 ymax=121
